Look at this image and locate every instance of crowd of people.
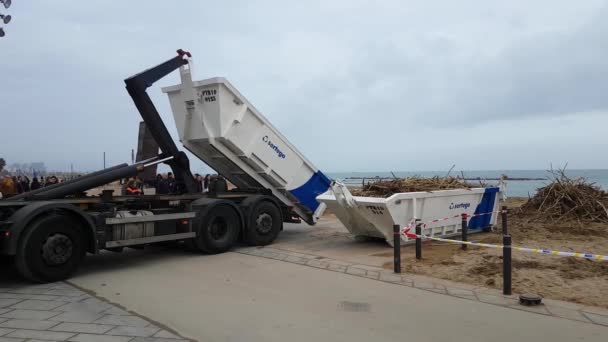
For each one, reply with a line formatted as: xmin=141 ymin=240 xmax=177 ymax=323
xmin=0 ymin=174 xmax=65 ymax=198
xmin=0 ymin=172 xmax=220 ymax=198
xmin=153 ymin=173 xmax=212 ymax=194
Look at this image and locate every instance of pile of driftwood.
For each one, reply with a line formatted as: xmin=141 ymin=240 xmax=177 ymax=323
xmin=351 ymin=176 xmax=471 ymax=197
xmin=521 ymin=169 xmax=608 ymax=222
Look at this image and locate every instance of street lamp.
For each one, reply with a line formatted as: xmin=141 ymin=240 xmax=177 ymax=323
xmin=0 ymin=14 xmax=10 ymax=24
xmin=0 ymin=1 xmax=11 ymax=10
xmin=0 ymin=27 xmax=4 ymax=37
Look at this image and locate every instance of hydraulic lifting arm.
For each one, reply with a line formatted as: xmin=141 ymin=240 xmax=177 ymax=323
xmin=124 ymin=49 xmax=198 ymax=194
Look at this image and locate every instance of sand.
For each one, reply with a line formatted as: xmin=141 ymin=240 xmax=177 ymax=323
xmin=382 ymin=197 xmax=608 ymax=308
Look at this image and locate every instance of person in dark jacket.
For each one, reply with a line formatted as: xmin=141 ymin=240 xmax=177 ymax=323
xmin=20 ymin=176 xmax=30 ymax=192
xmin=167 ymin=172 xmax=177 ymax=194
xmin=203 ymin=174 xmax=210 ymax=193
xmin=156 ymin=174 xmax=169 ymax=194
xmin=30 ymin=177 xmax=41 ymax=190
xmin=194 ymin=174 xmax=203 ymax=192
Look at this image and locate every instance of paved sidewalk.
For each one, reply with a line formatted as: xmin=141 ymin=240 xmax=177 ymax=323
xmin=236 ymin=246 xmax=608 ymax=327
xmin=0 ymin=281 xmax=189 ymax=342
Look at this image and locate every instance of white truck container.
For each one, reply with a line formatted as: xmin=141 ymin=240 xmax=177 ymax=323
xmin=162 ymin=63 xmax=331 ymax=225
xmin=317 ymin=182 xmax=502 ymax=246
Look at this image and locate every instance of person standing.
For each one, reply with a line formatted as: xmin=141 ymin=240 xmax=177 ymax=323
xmin=30 ymin=177 xmax=41 ymax=190
xmin=194 ymin=174 xmax=203 ymax=192
xmin=156 ymin=174 xmax=169 ymax=194
xmin=126 ymin=179 xmax=142 ymax=195
xmin=0 ymin=176 xmax=17 ymax=198
xmin=203 ymin=174 xmax=210 ymax=193
xmin=167 ymin=172 xmax=177 ymax=194
xmin=21 ymin=176 xmax=31 ymax=192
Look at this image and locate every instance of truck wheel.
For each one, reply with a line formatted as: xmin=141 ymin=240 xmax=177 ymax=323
xmin=244 ymin=201 xmax=282 ymax=246
xmin=14 ymin=213 xmax=86 ymax=283
xmin=192 ymin=205 xmax=240 ymax=254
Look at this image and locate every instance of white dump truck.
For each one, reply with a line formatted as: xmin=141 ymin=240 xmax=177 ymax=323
xmin=0 ymin=50 xmax=331 ymax=282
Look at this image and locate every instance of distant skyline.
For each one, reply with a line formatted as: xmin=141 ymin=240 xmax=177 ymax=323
xmin=2 ymin=1 xmax=607 ymax=173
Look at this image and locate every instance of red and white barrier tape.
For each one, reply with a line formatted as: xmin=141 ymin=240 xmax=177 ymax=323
xmin=399 ymin=231 xmax=607 ymax=261
xmin=403 ymin=210 xmax=503 ymax=231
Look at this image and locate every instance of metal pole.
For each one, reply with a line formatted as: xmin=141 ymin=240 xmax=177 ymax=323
xmin=103 ymin=152 xmax=106 ymax=169
xmin=131 ymin=149 xmax=135 ymax=164
xmin=393 ymin=224 xmax=401 ymax=273
xmin=501 ymin=205 xmax=508 ymax=235
xmin=415 ymin=220 xmax=422 ymax=260
xmin=503 ymin=234 xmax=512 ymax=295
xmin=461 ymin=213 xmax=468 ymax=251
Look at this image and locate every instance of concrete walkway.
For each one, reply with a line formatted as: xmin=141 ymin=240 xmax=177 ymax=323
xmin=67 ymin=248 xmax=607 ymax=342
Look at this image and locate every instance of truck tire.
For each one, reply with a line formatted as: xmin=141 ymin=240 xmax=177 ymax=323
xmin=14 ymin=213 xmax=86 ymax=283
xmin=192 ymin=204 xmax=240 ymax=254
xmin=243 ymin=201 xmax=282 ymax=246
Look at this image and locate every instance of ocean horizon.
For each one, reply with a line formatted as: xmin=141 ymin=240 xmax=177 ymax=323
xmin=326 ymin=169 xmax=608 ymax=197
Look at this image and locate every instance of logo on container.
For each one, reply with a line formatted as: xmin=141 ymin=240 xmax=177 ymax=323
xmin=262 ymin=135 xmax=286 ymax=159
xmin=449 ymin=202 xmax=470 ymax=210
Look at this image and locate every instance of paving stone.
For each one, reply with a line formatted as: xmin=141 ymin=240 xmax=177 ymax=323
xmin=42 ymin=289 xmax=85 ymax=298
xmin=345 ymin=267 xmax=367 ymax=276
xmin=305 ymin=259 xmax=327 ymax=269
xmin=582 ymin=312 xmax=608 ymax=326
xmin=153 ymin=330 xmax=182 ymax=339
xmin=581 ymin=306 xmax=608 ymax=316
xmin=52 ymin=296 xmax=92 ymax=303
xmin=103 ymin=307 xmax=130 ymax=316
xmin=0 ymin=310 xmax=61 ymax=320
xmin=476 ymin=294 xmax=517 ymax=306
xmin=0 ymin=337 xmax=24 ymax=342
xmin=427 ymin=288 xmax=448 ymax=295
xmin=446 ymin=287 xmax=475 ymax=297
xmin=0 ymin=300 xmax=20 ymax=310
xmin=379 ymin=273 xmax=402 ymax=283
xmin=26 ymin=340 xmax=58 ymax=342
xmin=0 ymin=320 xmax=7 ymax=325
xmin=95 ymin=315 xmax=150 ymax=327
xmin=51 ymin=322 xmax=114 ymax=334
xmin=6 ymin=329 xmax=75 ymax=341
xmin=0 ymin=293 xmax=59 ymax=300
xmin=0 ymin=328 xmax=15 ymax=336
xmin=7 ymin=289 xmax=50 ymax=296
xmin=54 ymin=301 xmax=112 ymax=314
xmin=131 ymin=338 xmax=187 ymax=342
xmin=508 ymin=304 xmax=551 ymax=315
xmin=399 ymin=276 xmax=413 ymax=286
xmin=106 ymin=326 xmax=160 ymax=337
xmin=0 ymin=295 xmax=28 ymax=301
xmin=365 ymin=271 xmax=380 ymax=280
xmin=544 ymin=305 xmax=591 ymax=323
xmin=327 ymin=264 xmax=347 ymax=272
xmin=49 ymin=311 xmax=105 ymax=324
xmin=542 ymin=298 xmax=584 ymax=310
xmin=0 ymin=319 xmax=60 ymax=330
xmin=10 ymin=300 xmax=66 ymax=311
xmin=413 ymin=281 xmax=435 ymax=290
xmin=0 ymin=310 xmax=10 ymax=316
xmin=68 ymin=333 xmax=132 ymax=342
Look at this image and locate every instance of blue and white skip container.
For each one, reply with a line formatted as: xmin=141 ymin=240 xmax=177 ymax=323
xmin=162 ymin=60 xmax=330 ymax=224
xmin=316 ymin=182 xmax=503 ymax=246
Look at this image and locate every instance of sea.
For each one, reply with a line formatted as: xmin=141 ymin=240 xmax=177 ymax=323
xmin=326 ymin=170 xmax=608 ymax=197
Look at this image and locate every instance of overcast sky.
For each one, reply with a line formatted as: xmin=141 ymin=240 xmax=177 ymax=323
xmin=1 ymin=0 xmax=607 ymax=173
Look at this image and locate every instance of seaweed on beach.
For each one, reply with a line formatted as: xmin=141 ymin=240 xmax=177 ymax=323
xmin=350 ymin=176 xmax=472 ymax=197
xmin=520 ymin=168 xmax=608 ymax=223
